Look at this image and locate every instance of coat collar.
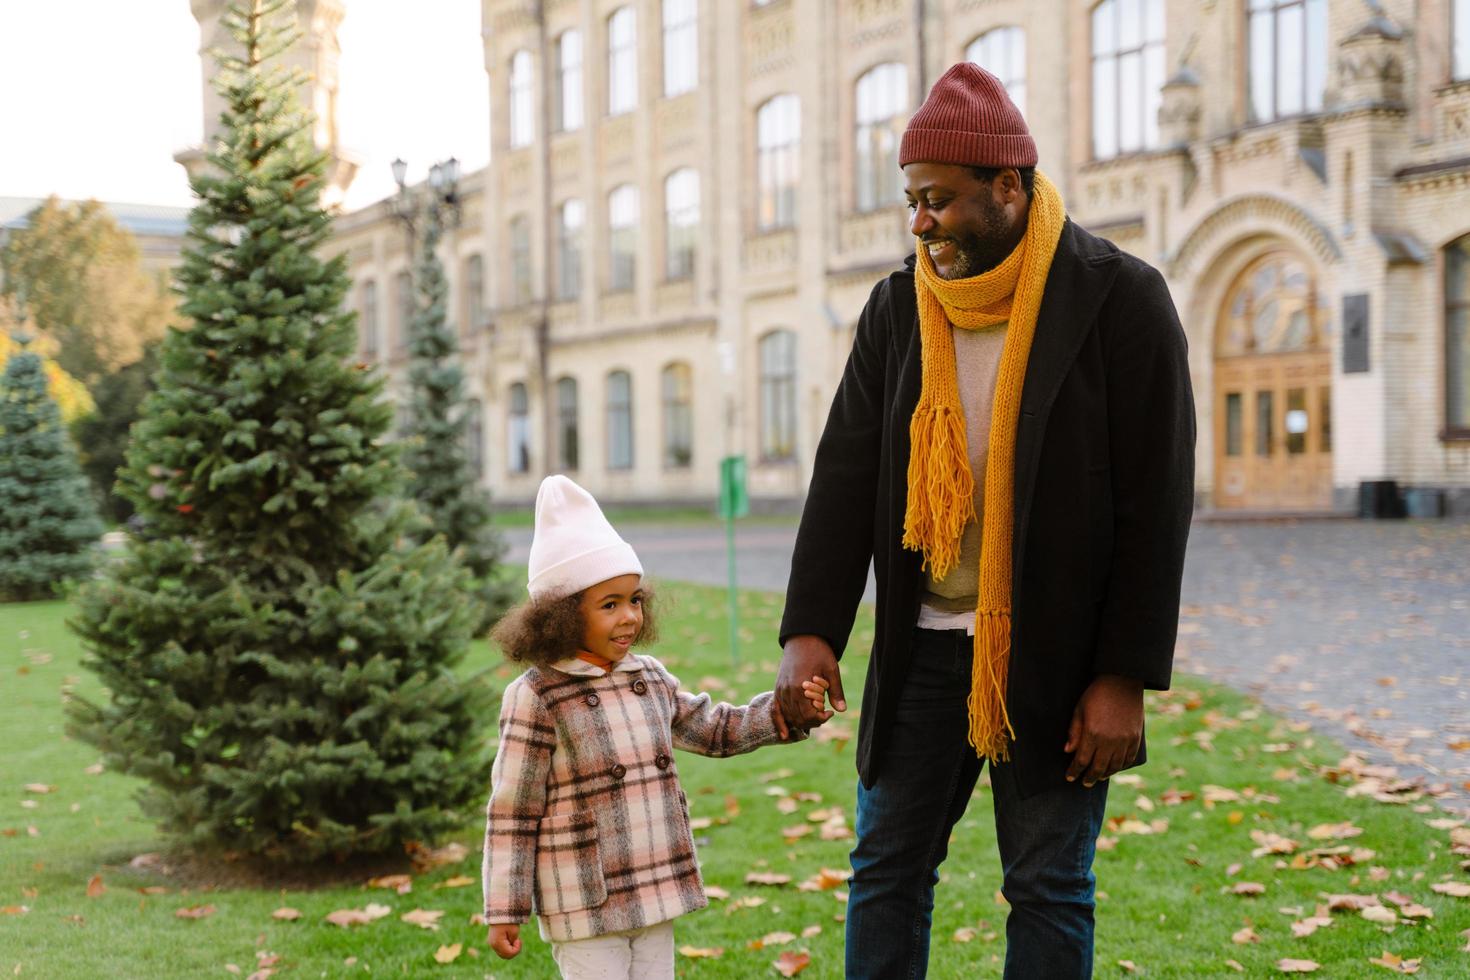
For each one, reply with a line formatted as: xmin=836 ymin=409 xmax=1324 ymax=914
xmin=548 ymin=654 xmax=647 ymax=678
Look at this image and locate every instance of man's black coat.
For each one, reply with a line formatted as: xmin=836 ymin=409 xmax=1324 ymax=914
xmin=779 ymin=220 xmax=1196 ymax=799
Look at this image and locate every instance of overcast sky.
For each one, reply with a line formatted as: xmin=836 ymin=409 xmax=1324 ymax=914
xmin=0 ymin=1 xmax=490 ymax=212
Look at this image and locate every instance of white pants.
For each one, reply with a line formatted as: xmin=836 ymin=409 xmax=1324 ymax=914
xmin=549 ymin=920 xmax=676 ymax=980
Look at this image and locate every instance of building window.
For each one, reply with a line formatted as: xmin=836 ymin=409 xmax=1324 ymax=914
xmin=1448 ymin=234 xmax=1470 ymax=432
xmin=662 ymin=361 xmax=693 ymax=468
xmin=465 ymin=397 xmax=484 ymax=476
xmin=1248 ymin=0 xmax=1327 ymax=122
xmin=360 ymin=280 xmax=379 ymax=357
xmin=509 ymin=49 xmax=535 ymax=149
xmin=1091 ymin=0 xmax=1165 ymax=159
xmin=1457 ymin=0 xmax=1470 ymax=81
xmin=395 ymin=270 xmax=413 ymax=352
xmin=557 ymin=199 xmax=584 ymax=301
xmin=854 ymin=63 xmax=908 ymax=212
xmin=556 ymin=376 xmax=580 ymax=470
xmin=463 ymin=255 xmax=484 ymax=333
xmin=508 ymin=382 xmax=531 ymax=474
xmin=509 ymin=215 xmax=531 ymax=306
xmin=756 ymin=94 xmax=800 ymax=230
xmin=608 ymin=6 xmax=638 ymax=116
xmin=555 ymin=30 xmax=583 ymax=132
xmin=966 ymin=27 xmax=1027 ymax=119
xmin=607 ymin=370 xmax=634 ymax=470
xmin=662 ymin=0 xmax=698 ymax=97
xmin=759 ymin=329 xmax=797 ymax=461
xmin=608 ymin=184 xmax=638 ymax=292
xmin=664 ymin=168 xmax=699 ymax=280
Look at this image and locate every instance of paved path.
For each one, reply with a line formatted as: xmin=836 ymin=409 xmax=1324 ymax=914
xmin=503 ymin=516 xmax=1470 ymax=812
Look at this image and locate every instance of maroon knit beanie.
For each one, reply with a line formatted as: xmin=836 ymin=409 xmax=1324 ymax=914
xmin=899 ymin=63 xmax=1036 ymax=169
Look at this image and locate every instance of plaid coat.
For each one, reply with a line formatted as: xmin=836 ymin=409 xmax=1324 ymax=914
xmin=482 ymin=654 xmax=796 ymax=943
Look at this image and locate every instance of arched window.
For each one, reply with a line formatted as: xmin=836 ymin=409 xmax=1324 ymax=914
xmin=557 ymin=199 xmax=584 ymax=301
xmin=509 ymin=50 xmax=535 ymax=148
xmin=966 ymin=27 xmax=1027 ymax=119
xmin=509 ymin=216 xmax=531 ymax=306
xmin=556 ymin=376 xmax=580 ymax=470
xmin=759 ymin=330 xmax=797 ymax=461
xmin=395 ymin=270 xmax=413 ymax=352
xmin=463 ymin=255 xmax=484 ymax=333
xmin=359 ymin=280 xmax=378 ymax=357
xmin=661 ymin=362 xmax=693 ymax=468
xmin=507 ymin=382 xmax=531 ymax=474
xmin=556 ymin=30 xmax=583 ymax=132
xmin=464 ymin=398 xmax=484 ymax=476
xmin=662 ymin=0 xmax=698 ymax=97
xmin=854 ymin=63 xmax=908 ymax=212
xmin=1091 ymin=0 xmax=1165 ymax=159
xmin=1247 ymin=0 xmax=1327 ymax=122
xmin=664 ymin=168 xmax=699 ymax=280
xmin=606 ymin=370 xmax=634 ymax=470
xmin=756 ymin=94 xmax=801 ymax=230
xmin=1447 ymin=234 xmax=1470 ymax=432
xmin=608 ymin=7 xmax=638 ymax=116
xmin=608 ymin=185 xmax=639 ymax=292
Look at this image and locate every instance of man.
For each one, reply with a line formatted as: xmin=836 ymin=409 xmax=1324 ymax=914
xmin=772 ymin=64 xmax=1195 ymax=978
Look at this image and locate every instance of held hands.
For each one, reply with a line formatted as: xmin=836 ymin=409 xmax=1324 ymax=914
xmin=487 ymin=923 xmax=521 ymax=959
xmin=774 ymin=635 xmax=846 ymax=740
xmin=1064 ymin=673 xmax=1145 ymax=788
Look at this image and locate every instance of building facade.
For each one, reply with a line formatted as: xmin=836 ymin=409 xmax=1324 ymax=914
xmin=329 ymin=0 xmax=1470 ymax=514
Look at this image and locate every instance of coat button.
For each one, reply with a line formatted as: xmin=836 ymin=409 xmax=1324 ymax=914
xmin=632 ymin=679 xmax=648 ymax=695
xmin=585 ymin=692 xmax=600 ymax=707
xmin=610 ymin=763 xmax=626 ymax=780
xmin=655 ymin=754 xmax=670 ymax=770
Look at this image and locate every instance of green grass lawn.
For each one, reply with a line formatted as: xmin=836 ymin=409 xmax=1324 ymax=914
xmin=4 ymin=586 xmax=1470 ymax=978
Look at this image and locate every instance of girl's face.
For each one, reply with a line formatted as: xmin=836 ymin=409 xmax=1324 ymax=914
xmin=577 ymin=574 xmax=645 ymax=661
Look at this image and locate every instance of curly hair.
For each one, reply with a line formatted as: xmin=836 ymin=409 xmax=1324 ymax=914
xmin=490 ymin=587 xmax=660 ymax=667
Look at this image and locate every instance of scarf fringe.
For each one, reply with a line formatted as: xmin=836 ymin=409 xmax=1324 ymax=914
xmin=968 ymin=610 xmax=1016 ymax=762
xmin=901 ymin=403 xmax=975 ymax=580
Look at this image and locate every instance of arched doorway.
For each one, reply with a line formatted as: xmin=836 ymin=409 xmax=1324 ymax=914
xmin=1213 ymin=251 xmax=1333 ymax=510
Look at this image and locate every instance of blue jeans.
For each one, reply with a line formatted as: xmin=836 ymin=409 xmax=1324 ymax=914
xmin=845 ymin=629 xmax=1109 ymax=979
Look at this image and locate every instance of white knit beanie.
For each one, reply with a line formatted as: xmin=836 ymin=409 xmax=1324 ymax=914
xmin=526 ymin=475 xmax=643 ymax=600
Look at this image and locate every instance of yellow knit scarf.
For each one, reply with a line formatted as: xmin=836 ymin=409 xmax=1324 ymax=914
xmin=903 ymin=171 xmax=1066 ymax=762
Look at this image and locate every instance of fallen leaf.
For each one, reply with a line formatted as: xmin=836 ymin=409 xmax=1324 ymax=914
xmin=1368 ymin=950 xmax=1421 ymax=973
xmin=401 ymin=908 xmax=445 ymax=930
xmin=1291 ymin=916 xmax=1332 ymax=937
xmin=1307 ymin=822 xmax=1363 ymax=841
xmin=407 ymin=841 xmax=469 ymax=872
xmin=84 ymin=763 xmax=104 ymax=776
xmin=271 ymin=907 xmax=301 ymax=921
xmin=1431 ymin=881 xmax=1470 ymax=898
xmin=1226 ymin=960 xmax=1245 ymax=972
xmin=367 ymin=874 xmax=413 ymax=894
xmin=175 ymin=905 xmax=216 ymax=919
xmin=773 ymin=950 xmax=811 ymax=977
xmin=1361 ymin=905 xmax=1397 ymax=925
xmin=749 ymin=931 xmax=797 ymax=949
xmin=678 ymin=946 xmax=724 ymax=958
xmin=433 ymin=943 xmax=461 ymax=964
xmin=745 ymin=872 xmax=791 ymax=886
xmin=1 ymin=906 xmax=28 ymax=916
xmin=704 ymin=885 xmax=729 ymax=901
xmin=86 ymin=875 xmax=105 ymax=898
xmin=22 ymin=784 xmax=53 ymax=795
xmin=1230 ymin=882 xmax=1266 ymax=896
xmin=1118 ymin=961 xmax=1138 ymax=973
xmin=801 ymin=925 xmax=822 ymax=938
xmin=324 ymin=903 xmax=392 ymax=927
xmin=1399 ymin=904 xmax=1433 ymax=919
xmin=225 ymin=966 xmax=241 ymax=976
xmin=1326 ymin=893 xmax=1382 ymax=911
xmin=1277 ymin=959 xmax=1321 ymax=973
xmin=435 ymin=876 xmax=474 ymax=889
xmin=1232 ymin=926 xmax=1261 ymax=944
xmin=781 ymin=824 xmax=813 ymax=841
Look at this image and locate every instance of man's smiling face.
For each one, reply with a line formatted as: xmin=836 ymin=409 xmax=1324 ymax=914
xmin=903 ymin=163 xmax=1027 ymax=280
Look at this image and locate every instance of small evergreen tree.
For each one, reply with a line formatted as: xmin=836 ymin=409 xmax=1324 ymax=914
xmin=399 ymin=210 xmax=510 ymax=630
xmin=0 ymin=342 xmax=104 ymax=601
xmin=67 ymin=0 xmax=490 ymax=863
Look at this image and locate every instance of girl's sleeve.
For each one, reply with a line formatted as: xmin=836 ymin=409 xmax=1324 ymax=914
xmin=656 ymin=661 xmax=806 ymax=758
xmin=482 ymin=677 xmax=555 ymax=923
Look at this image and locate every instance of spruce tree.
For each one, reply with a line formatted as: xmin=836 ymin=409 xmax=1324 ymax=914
xmin=67 ymin=0 xmax=490 ymax=863
xmin=0 ymin=343 xmax=103 ymax=601
xmin=400 ymin=209 xmax=510 ymax=631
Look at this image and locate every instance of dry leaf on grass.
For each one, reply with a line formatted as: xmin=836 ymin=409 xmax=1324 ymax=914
xmin=401 ymin=908 xmax=445 ymax=930
xmin=801 ymin=925 xmax=822 ymax=938
xmin=270 ymin=907 xmax=301 ymax=921
xmin=748 ymin=931 xmax=797 ymax=950
xmin=85 ymin=875 xmax=105 ymax=898
xmin=953 ymin=927 xmax=977 ymax=943
xmin=1361 ymin=905 xmax=1398 ymax=925
xmin=22 ymin=784 xmax=53 ymax=795
xmin=773 ymin=950 xmax=811 ymax=977
xmin=433 ymin=943 xmax=461 ymax=964
xmin=746 ymin=872 xmax=791 ymax=886
xmin=1368 ymin=951 xmax=1421 ymax=974
xmin=175 ymin=905 xmax=216 ymax=919
xmin=406 ymin=841 xmax=468 ymax=872
xmin=1225 ymin=960 xmax=1245 ymax=972
xmin=434 ymin=875 xmax=475 ymax=889
xmin=1431 ymin=881 xmax=1470 ymax=898
xmin=1307 ymin=822 xmax=1363 ymax=841
xmin=1277 ymin=959 xmax=1321 ymax=973
xmin=678 ymin=946 xmax=724 ymax=958
xmin=1230 ymin=882 xmax=1266 ymax=896
xmin=1291 ymin=916 xmax=1332 ymax=937
xmin=366 ymin=874 xmax=413 ymax=894
xmin=324 ymin=903 xmax=392 ymax=927
xmin=1232 ymin=926 xmax=1261 ymax=944
xmin=1117 ymin=960 xmax=1138 ymax=973
xmin=1399 ymin=904 xmax=1433 ymax=919
xmin=704 ymin=885 xmax=729 ymax=901
xmin=1 ymin=906 xmax=29 ymax=916
xmin=1325 ymin=893 xmax=1381 ymax=911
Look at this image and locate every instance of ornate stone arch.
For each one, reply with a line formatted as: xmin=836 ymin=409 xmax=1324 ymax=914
xmin=1166 ymin=195 xmax=1342 ymax=283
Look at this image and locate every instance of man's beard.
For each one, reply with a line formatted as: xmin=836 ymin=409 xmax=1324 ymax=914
xmin=939 ymin=197 xmax=1015 ymax=280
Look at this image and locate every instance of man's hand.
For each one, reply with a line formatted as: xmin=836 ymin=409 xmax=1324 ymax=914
xmin=487 ymin=923 xmax=521 ymax=959
xmin=1064 ymin=674 xmax=1144 ymax=788
xmin=774 ymin=634 xmax=845 ymax=739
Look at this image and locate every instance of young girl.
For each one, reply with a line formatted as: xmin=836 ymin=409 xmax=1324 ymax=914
xmin=482 ymin=475 xmax=801 ymax=979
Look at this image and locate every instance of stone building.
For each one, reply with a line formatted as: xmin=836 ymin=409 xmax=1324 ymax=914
xmin=325 ymin=0 xmax=1470 ymax=514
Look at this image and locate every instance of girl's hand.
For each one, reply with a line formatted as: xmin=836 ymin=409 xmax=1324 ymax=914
xmin=488 ymin=923 xmax=521 ymax=959
xmin=801 ymin=676 xmax=834 ymax=722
